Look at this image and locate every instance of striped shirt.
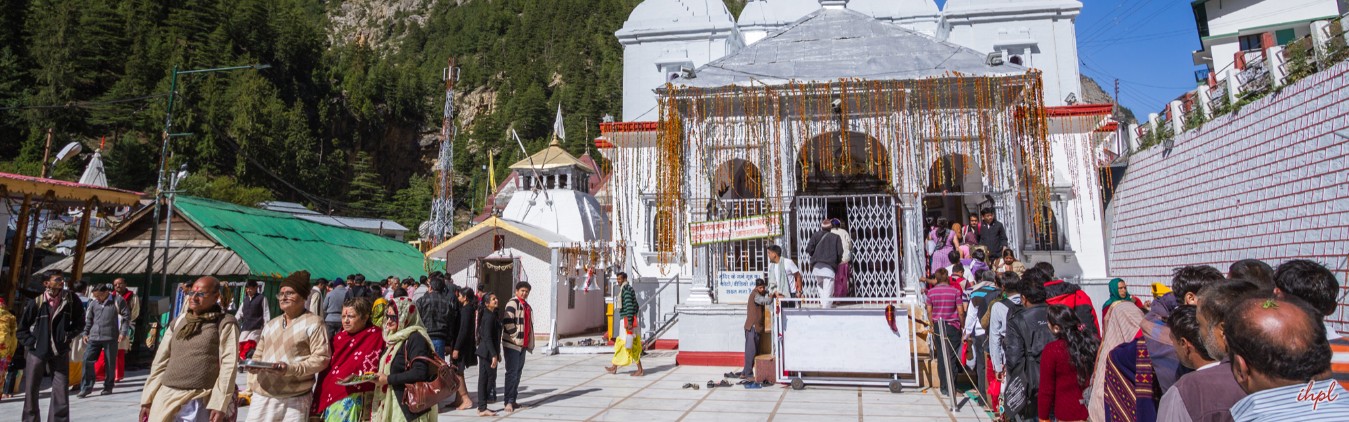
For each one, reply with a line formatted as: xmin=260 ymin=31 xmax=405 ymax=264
xmin=619 ymin=284 xmax=638 ymax=318
xmin=1229 ymin=379 xmax=1349 ymax=422
xmin=926 ymin=283 xmax=965 ymax=331
xmin=1327 ymin=324 xmax=1349 ymax=391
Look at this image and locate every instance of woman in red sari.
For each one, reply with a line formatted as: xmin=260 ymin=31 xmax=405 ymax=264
xmin=312 ymin=297 xmax=384 ymax=421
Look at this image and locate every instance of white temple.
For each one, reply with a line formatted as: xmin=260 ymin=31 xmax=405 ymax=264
xmin=426 ymin=139 xmax=612 ymax=349
xmin=601 ymin=0 xmax=1114 ymax=363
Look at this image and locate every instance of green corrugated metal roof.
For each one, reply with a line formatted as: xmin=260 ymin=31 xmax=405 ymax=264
xmin=173 ymin=196 xmax=438 ymax=279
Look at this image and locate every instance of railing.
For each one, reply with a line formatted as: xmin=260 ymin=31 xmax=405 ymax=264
xmin=1131 ymin=12 xmax=1349 ymax=151
xmin=1238 ymin=49 xmax=1271 ymax=95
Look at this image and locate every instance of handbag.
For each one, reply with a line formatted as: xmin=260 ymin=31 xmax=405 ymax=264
xmin=402 ymin=344 xmax=459 ymax=414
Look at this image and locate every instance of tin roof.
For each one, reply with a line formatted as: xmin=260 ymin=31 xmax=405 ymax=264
xmin=46 ymin=196 xmax=434 ymax=279
xmin=677 ymin=8 xmax=1023 ymax=88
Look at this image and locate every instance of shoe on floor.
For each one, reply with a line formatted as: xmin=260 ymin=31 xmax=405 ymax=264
xmin=100 ymin=389 xmax=112 ymax=396
xmin=77 ymin=390 xmax=90 ymax=399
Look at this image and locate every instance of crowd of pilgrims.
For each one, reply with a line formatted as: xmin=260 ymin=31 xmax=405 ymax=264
xmin=923 ymin=256 xmax=1349 ymax=422
xmin=1 ymin=269 xmax=535 ymax=422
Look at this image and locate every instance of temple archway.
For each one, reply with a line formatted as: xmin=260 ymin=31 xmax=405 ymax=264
xmin=792 ymin=130 xmax=902 ymax=297
xmin=706 ymin=159 xmax=769 ymax=278
xmin=712 ymin=158 xmax=764 ymax=200
xmin=795 ymin=131 xmax=892 ymax=195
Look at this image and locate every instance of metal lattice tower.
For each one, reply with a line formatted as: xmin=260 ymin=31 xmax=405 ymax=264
xmin=425 ymin=58 xmax=459 ymax=244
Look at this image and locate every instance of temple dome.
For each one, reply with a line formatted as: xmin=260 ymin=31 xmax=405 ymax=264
xmin=618 ymin=0 xmax=736 ymax=38
xmin=738 ymin=0 xmax=820 ymax=29
xmin=849 ymin=0 xmax=938 ymax=19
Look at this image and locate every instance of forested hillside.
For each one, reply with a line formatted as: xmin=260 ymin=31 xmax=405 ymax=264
xmin=0 ymin=0 xmax=740 ymax=235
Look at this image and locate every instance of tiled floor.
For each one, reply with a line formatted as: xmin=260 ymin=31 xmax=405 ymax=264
xmin=0 ymin=352 xmax=992 ymax=421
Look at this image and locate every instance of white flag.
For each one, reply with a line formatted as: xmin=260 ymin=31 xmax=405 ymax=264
xmin=553 ymin=104 xmax=566 ymax=142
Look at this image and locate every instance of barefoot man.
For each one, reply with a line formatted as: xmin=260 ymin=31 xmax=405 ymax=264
xmin=605 ymin=272 xmax=643 ymax=376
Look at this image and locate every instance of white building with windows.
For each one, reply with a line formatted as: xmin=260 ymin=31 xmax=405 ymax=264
xmin=1191 ymin=0 xmax=1345 ymax=80
xmin=600 ymin=0 xmax=1116 ymax=363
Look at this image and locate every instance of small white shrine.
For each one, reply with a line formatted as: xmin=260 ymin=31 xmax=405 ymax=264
xmin=425 ymin=140 xmax=612 ymax=349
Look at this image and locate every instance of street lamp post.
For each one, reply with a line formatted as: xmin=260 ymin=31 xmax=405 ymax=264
xmin=161 ymin=163 xmax=188 ymax=298
xmin=146 ymin=64 xmax=269 ymax=294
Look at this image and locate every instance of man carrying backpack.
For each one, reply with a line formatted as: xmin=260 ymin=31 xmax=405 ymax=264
xmin=1004 ymin=269 xmax=1055 ymax=422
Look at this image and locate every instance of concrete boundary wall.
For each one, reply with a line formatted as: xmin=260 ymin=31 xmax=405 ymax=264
xmin=1107 ymin=60 xmax=1349 ymax=330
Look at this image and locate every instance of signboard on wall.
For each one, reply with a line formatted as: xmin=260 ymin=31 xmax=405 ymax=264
xmin=715 ymin=271 xmax=761 ymax=304
xmin=689 ymin=213 xmax=782 ymax=246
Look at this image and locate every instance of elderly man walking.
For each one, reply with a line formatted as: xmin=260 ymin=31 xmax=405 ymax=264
xmin=140 ymin=276 xmax=239 ymax=422
xmin=246 ymin=271 xmax=332 ymax=422
xmin=78 ymin=284 xmax=129 ymax=398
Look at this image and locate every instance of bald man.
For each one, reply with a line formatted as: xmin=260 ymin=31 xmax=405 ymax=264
xmin=140 ymin=277 xmax=240 ymax=422
xmin=1227 ymin=297 xmax=1349 ymax=421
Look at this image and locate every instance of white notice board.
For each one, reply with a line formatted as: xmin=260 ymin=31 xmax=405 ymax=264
xmin=715 ymin=271 xmax=759 ymax=304
xmin=779 ymin=306 xmax=913 ymax=374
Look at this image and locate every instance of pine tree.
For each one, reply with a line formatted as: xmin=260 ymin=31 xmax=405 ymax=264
xmin=344 ymin=151 xmax=385 ymax=217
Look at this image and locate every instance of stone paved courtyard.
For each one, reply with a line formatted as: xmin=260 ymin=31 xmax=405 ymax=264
xmin=0 ymin=352 xmax=990 ymax=421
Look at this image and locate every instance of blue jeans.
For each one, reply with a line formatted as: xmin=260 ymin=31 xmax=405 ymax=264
xmin=504 ymin=348 xmax=526 ymax=406
xmin=430 ymin=337 xmax=446 ymax=358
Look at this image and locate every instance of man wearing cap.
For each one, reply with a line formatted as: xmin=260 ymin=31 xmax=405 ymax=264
xmin=804 ymin=219 xmax=843 ymax=308
xmin=246 ymin=271 xmax=331 ymax=422
xmin=79 ymin=284 xmax=129 ymax=398
xmin=235 ymin=280 xmax=270 ymax=361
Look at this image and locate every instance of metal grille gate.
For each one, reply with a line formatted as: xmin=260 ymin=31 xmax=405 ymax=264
xmin=702 ymin=198 xmax=772 ymax=302
xmin=794 ymin=194 xmax=903 ymax=298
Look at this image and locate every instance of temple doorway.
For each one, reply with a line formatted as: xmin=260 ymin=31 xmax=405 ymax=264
xmin=793 ymin=131 xmax=902 ymax=297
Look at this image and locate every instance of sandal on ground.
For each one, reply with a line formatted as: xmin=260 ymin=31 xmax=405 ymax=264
xmin=707 ymin=380 xmax=717 ymax=388
xmin=682 ymin=383 xmax=696 ymax=389
xmin=717 ymin=380 xmax=732 ymax=387
xmin=724 ymin=371 xmax=742 ymax=378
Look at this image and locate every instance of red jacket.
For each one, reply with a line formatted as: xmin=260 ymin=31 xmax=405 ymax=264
xmin=1044 ymin=279 xmax=1100 ymax=337
xmin=1038 ymin=339 xmax=1089 ymax=421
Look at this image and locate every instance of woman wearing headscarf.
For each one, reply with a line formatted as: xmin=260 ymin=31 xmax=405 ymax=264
xmin=312 ymin=297 xmax=383 ymax=421
xmin=1101 ymin=278 xmax=1145 ymax=322
xmin=371 ymin=293 xmax=390 ymax=328
xmin=1087 ymin=293 xmax=1144 ymax=422
xmin=372 ymin=297 xmax=438 ymax=422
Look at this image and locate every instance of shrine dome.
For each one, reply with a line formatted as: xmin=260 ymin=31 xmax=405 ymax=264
xmin=738 ymin=0 xmax=820 ymax=28
xmin=849 ymin=0 xmax=939 ymax=19
xmin=618 ymin=0 xmax=736 ymax=38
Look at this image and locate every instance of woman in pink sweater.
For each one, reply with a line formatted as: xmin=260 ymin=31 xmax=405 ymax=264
xmin=1038 ymin=304 xmax=1099 ymax=422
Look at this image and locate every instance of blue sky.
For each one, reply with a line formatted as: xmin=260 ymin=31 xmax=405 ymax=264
xmin=929 ymin=0 xmax=1204 ymax=116
xmin=1073 ymin=0 xmax=1204 ymax=116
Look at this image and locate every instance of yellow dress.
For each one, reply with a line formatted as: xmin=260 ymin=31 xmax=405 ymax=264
xmin=0 ymin=308 xmax=16 ymax=361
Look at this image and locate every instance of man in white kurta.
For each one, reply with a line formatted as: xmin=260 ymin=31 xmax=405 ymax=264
xmin=140 ymin=276 xmax=239 ymax=422
xmin=245 ymin=271 xmax=331 ymax=422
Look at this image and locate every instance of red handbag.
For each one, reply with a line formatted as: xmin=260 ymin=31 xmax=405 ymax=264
xmin=402 ymin=346 xmax=458 ymax=413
